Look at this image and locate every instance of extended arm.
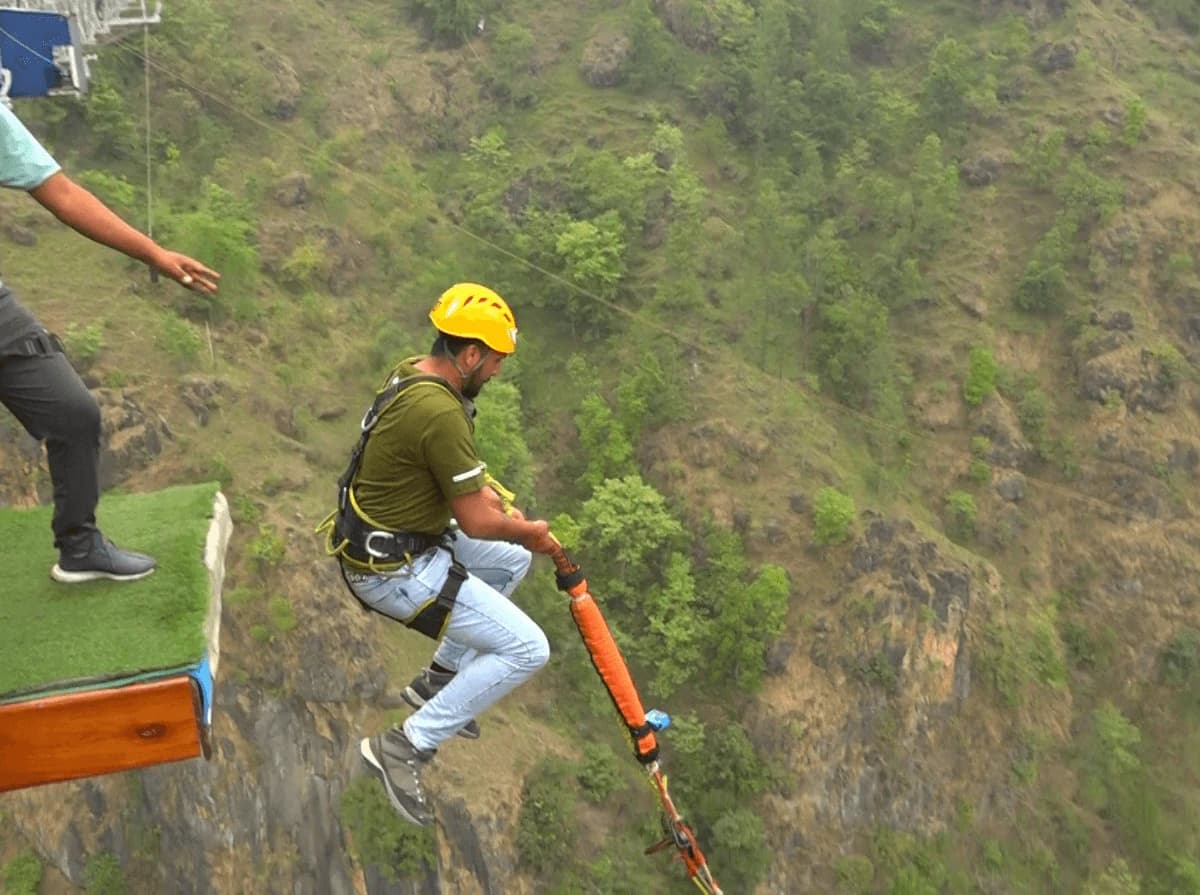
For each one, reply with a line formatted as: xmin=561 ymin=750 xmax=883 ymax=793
xmin=29 ymin=172 xmax=220 ymax=292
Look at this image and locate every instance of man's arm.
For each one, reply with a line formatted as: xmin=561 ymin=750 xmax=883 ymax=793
xmin=451 ymin=488 xmax=556 ymax=554
xmin=29 ymin=172 xmax=220 ymax=293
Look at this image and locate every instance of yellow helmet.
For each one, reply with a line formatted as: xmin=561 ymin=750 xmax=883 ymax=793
xmin=429 ymin=282 xmax=518 ymax=354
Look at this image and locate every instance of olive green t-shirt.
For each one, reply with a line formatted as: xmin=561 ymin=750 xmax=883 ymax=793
xmin=352 ymin=357 xmax=486 ymax=534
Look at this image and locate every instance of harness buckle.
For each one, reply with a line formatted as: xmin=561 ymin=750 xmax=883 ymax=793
xmin=363 ymin=530 xmax=393 ymax=559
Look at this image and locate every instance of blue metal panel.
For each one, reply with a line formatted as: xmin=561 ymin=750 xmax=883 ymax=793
xmin=0 ymin=9 xmax=74 ymax=97
xmin=188 ymin=653 xmax=215 ymax=727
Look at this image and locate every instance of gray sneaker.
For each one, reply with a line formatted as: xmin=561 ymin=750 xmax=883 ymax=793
xmin=360 ymin=727 xmax=435 ymax=827
xmin=402 ymin=668 xmax=481 ymax=740
xmin=51 ymin=530 xmax=156 ymax=583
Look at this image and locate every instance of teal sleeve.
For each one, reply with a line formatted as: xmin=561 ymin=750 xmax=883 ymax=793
xmin=0 ymin=103 xmax=61 ymax=190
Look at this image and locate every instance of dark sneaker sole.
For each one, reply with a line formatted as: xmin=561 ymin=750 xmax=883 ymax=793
xmin=359 ymin=738 xmax=433 ymax=827
xmin=50 ymin=565 xmax=156 ymax=583
xmin=401 ymin=686 xmax=481 ymax=739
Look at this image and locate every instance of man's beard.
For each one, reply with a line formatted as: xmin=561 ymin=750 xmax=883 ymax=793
xmin=462 ymin=374 xmax=485 ymax=399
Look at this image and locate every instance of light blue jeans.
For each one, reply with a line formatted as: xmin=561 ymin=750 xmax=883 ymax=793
xmin=346 ymin=532 xmax=549 ymax=752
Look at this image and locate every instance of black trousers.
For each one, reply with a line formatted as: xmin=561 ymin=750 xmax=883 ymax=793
xmin=0 ymin=328 xmax=101 ymax=549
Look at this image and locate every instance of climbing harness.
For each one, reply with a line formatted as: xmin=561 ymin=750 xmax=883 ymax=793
xmin=317 ymin=371 xmax=472 ymax=640
xmin=550 ymin=539 xmax=724 ymax=894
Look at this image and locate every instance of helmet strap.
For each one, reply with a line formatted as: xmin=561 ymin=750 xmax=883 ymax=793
xmin=452 ymin=347 xmax=489 ymax=388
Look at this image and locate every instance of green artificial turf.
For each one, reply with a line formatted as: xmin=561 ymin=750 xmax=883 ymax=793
xmin=0 ymin=482 xmax=220 ymax=700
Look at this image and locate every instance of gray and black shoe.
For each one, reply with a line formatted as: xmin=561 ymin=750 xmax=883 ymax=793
xmin=51 ymin=531 xmax=157 ymax=583
xmin=360 ymin=727 xmax=436 ymax=827
xmin=402 ymin=668 xmax=481 ymax=740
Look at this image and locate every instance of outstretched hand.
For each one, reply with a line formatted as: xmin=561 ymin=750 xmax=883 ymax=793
xmin=153 ymin=250 xmax=221 ymax=294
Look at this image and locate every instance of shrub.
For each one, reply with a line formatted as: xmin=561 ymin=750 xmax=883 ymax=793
xmin=1122 ymin=96 xmax=1148 ymax=146
xmin=945 ymin=491 xmax=977 ymax=541
xmin=268 ymin=595 xmax=297 ymax=634
xmin=963 ymin=347 xmax=998 ymax=406
xmin=835 ymin=854 xmax=875 ymax=894
xmin=64 ymin=322 xmax=105 ymax=369
xmin=1162 ymin=629 xmax=1200 ymax=687
xmin=249 ymin=525 xmax=286 ymax=570
xmin=710 ymin=808 xmax=770 ymax=893
xmin=813 ymin=487 xmax=856 ymax=545
xmin=576 ymin=743 xmax=623 ymax=802
xmin=339 ymin=776 xmax=435 ymax=881
xmin=159 ymin=313 xmax=203 ymax=366
xmin=516 ymin=758 xmax=577 ymax=874
xmin=83 ymin=853 xmax=125 ymax=895
xmin=2 ymin=850 xmax=42 ymax=895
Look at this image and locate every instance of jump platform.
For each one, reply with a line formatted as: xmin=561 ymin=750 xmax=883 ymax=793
xmin=0 ymin=482 xmax=230 ymax=792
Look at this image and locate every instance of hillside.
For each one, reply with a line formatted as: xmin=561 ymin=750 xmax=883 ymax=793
xmin=1 ymin=0 xmax=1199 ymax=893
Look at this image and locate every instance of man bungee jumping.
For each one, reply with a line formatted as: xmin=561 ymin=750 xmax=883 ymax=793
xmin=321 ymin=282 xmax=557 ymax=826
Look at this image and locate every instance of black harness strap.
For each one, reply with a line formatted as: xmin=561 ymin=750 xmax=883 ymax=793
xmin=332 ymin=369 xmax=476 ymax=640
xmin=340 ymin=552 xmax=470 ymax=641
xmin=0 ymin=328 xmax=63 ymax=360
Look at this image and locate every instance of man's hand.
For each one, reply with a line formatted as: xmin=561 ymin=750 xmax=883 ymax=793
xmin=519 ymin=519 xmax=558 ymax=555
xmin=30 ymin=172 xmax=221 ymax=293
xmin=150 ymin=248 xmax=221 ymax=294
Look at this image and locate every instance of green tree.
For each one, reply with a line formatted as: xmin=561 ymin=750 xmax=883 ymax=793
xmin=1019 ymin=128 xmax=1068 ymax=191
xmin=746 ymin=0 xmax=805 ymax=145
xmin=489 ymin=22 xmax=537 ymax=104
xmin=570 ymin=149 xmax=659 ymax=232
xmin=1015 ymin=225 xmax=1071 ymax=313
xmin=921 ymin=37 xmax=977 ymax=129
xmin=800 ymin=69 xmax=863 ymax=157
xmin=473 ymin=380 xmax=535 ymax=502
xmin=813 ymin=487 xmax=857 ymax=544
xmin=910 ymin=133 xmax=959 ymax=253
xmin=574 ymin=394 xmax=635 ymax=492
xmin=710 ymin=808 xmax=771 ymax=893
xmin=865 ymin=75 xmax=919 ymax=161
xmin=614 ymin=349 xmax=686 ymax=442
xmin=816 ymin=291 xmax=898 ymax=412
xmin=627 ymin=0 xmax=682 ymax=90
xmin=1058 ymin=158 xmax=1124 ymax=232
xmin=465 ymin=127 xmax=512 ymax=168
xmin=711 ymin=563 xmax=790 ymax=689
xmin=83 ymin=79 xmax=140 ymax=160
xmin=578 ymin=475 xmax=684 ymax=581
xmin=403 ymin=0 xmax=483 ymax=44
xmin=641 ymin=551 xmax=706 ymax=694
xmin=673 ymin=723 xmax=772 ymax=824
xmin=555 ymin=211 xmax=626 ymax=331
xmin=162 ymin=183 xmax=259 ymax=320
xmin=850 ymin=0 xmax=902 ymax=58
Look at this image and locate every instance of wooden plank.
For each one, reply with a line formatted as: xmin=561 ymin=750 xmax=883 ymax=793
xmin=0 ymin=676 xmax=203 ymax=793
